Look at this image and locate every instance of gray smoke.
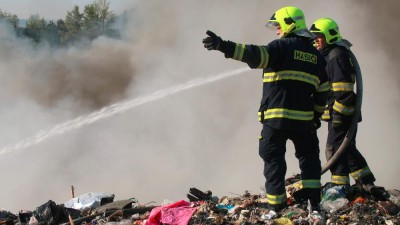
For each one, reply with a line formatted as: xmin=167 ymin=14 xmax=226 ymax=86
xmin=350 ymin=1 xmax=400 ymax=66
xmin=0 ymin=0 xmax=398 ymax=212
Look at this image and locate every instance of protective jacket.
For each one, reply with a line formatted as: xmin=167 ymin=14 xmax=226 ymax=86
xmin=221 ymin=34 xmax=330 ymax=131
xmin=320 ymin=45 xmax=359 ymax=125
xmin=322 ymin=44 xmax=375 ymax=185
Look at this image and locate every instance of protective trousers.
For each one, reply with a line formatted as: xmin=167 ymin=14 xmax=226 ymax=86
xmin=259 ymin=125 xmax=321 ymax=206
xmin=326 ymin=122 xmax=376 ymax=185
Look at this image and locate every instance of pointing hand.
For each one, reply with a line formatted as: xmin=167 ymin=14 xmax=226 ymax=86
xmin=202 ymin=30 xmax=223 ymax=51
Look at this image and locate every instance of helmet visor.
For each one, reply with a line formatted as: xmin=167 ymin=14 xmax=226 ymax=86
xmin=266 ymin=21 xmax=279 ymax=30
xmin=266 ymin=13 xmax=279 ymax=30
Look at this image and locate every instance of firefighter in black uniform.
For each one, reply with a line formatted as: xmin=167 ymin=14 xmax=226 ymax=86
xmin=203 ymin=6 xmax=329 ymax=212
xmin=309 ymin=18 xmax=385 ymax=195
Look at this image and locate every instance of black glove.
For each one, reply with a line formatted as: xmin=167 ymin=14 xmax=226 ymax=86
xmin=203 ymin=30 xmax=223 ymax=51
xmin=332 ymin=115 xmax=344 ymax=131
xmin=313 ymin=112 xmax=322 ymax=129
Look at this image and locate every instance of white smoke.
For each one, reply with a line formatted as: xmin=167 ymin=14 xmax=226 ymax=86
xmin=0 ymin=0 xmax=398 ymax=212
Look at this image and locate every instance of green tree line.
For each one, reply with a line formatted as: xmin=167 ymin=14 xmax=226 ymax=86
xmin=0 ymin=0 xmax=125 ymax=47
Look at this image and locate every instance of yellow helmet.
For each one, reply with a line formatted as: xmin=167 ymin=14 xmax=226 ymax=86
xmin=310 ymin=18 xmax=342 ymax=44
xmin=267 ymin=6 xmax=307 ymax=37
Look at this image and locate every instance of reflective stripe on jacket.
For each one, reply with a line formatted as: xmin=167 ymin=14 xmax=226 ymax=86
xmin=223 ymin=35 xmax=329 ymax=131
xmin=320 ymin=46 xmax=359 ymax=122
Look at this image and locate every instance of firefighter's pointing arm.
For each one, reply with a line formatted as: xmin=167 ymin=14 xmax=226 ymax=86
xmin=202 ymin=30 xmax=268 ymax=69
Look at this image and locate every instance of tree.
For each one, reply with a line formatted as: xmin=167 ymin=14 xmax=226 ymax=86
xmin=82 ymin=3 xmax=101 ymax=37
xmin=64 ymin=5 xmax=83 ymax=43
xmin=0 ymin=9 xmax=19 ymax=28
xmin=43 ymin=20 xmax=61 ymax=46
xmin=25 ymin=14 xmax=46 ymax=42
xmin=26 ymin=14 xmax=46 ymax=30
xmin=82 ymin=0 xmax=117 ymax=38
xmin=97 ymin=0 xmax=116 ymax=32
xmin=56 ymin=19 xmax=67 ymax=33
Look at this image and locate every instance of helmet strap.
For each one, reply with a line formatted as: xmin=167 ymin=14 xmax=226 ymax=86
xmin=281 ymin=23 xmax=296 ymax=38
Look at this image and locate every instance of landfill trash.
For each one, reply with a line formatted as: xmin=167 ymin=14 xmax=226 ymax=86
xmin=93 ymin=198 xmax=139 ymax=214
xmin=309 ymin=210 xmax=323 ymax=224
xmin=0 ymin=209 xmax=17 ymax=225
xmin=377 ymin=200 xmax=400 ymax=215
xmin=273 ymin=217 xmax=294 ymax=225
xmin=388 ymin=189 xmax=400 ymax=207
xmin=1 ymin=175 xmax=400 ymax=224
xmin=321 ymin=197 xmax=349 ymax=213
xmin=320 ymin=184 xmax=350 ymax=213
xmin=261 ymin=210 xmax=277 ymax=220
xmin=144 ymin=200 xmax=196 ymax=225
xmin=32 ymin=200 xmax=82 ymax=225
xmin=64 ymin=192 xmax=115 ymax=211
xmin=186 ymin=187 xmax=214 ymax=202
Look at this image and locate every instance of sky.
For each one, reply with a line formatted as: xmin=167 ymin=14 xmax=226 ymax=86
xmin=0 ymin=0 xmax=399 ymax=213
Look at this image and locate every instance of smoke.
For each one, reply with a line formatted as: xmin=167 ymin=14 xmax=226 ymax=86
xmin=350 ymin=1 xmax=400 ymax=67
xmin=0 ymin=0 xmax=398 ymax=212
xmin=341 ymin=0 xmax=400 ymax=188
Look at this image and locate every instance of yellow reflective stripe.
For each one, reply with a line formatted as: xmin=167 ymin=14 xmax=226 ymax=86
xmin=301 ymin=180 xmax=321 ymax=189
xmin=266 ymin=193 xmax=287 ymax=205
xmin=233 ymin=44 xmax=245 ymax=61
xmin=332 ymin=82 xmax=354 ymax=92
xmin=257 ymin=46 xmax=269 ymax=68
xmin=331 ymin=175 xmax=350 ymax=185
xmin=264 ymin=108 xmax=313 ymax=121
xmin=258 ymin=111 xmax=262 ymax=122
xmin=263 ymin=71 xmax=320 ymax=88
xmin=314 ymin=104 xmax=325 ymax=113
xmin=321 ymin=109 xmax=330 ymax=120
xmin=350 ymin=167 xmax=372 ymax=180
xmin=317 ymin=81 xmax=331 ymax=92
xmin=333 ymin=100 xmax=354 ymax=115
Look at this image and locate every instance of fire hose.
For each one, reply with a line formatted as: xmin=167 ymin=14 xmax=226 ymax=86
xmin=321 ymin=50 xmax=363 ymax=174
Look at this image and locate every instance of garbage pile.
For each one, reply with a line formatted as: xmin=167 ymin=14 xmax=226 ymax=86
xmin=1 ymin=175 xmax=399 ymax=225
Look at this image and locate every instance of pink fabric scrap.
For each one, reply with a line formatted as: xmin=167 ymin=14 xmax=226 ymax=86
xmin=145 ymin=200 xmax=197 ymax=225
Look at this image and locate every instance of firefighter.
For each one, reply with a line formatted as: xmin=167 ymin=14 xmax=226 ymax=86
xmin=309 ymin=18 xmax=385 ymax=196
xmin=203 ymin=6 xmax=329 ymax=213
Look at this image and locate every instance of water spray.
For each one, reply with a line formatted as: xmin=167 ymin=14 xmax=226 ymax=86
xmin=0 ymin=67 xmax=251 ymax=157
